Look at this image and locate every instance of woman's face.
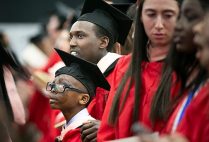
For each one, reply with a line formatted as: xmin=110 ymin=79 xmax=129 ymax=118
xmin=173 ymin=0 xmax=204 ymax=53
xmin=141 ymin=0 xmax=179 ymax=47
xmin=194 ymin=17 xmax=209 ymax=72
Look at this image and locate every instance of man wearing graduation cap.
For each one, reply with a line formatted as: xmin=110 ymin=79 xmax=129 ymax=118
xmin=66 ymin=0 xmax=132 ymax=135
xmin=47 ymin=48 xmax=110 ymax=142
xmin=69 ymin=0 xmax=132 ymax=64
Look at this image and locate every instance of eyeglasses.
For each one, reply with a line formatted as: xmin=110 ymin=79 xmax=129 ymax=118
xmin=46 ymin=82 xmax=88 ymax=94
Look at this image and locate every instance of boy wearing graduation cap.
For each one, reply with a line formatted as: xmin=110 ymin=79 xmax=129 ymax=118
xmin=47 ymin=48 xmax=110 ymax=142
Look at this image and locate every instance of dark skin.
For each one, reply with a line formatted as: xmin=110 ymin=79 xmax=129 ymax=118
xmin=81 ymin=120 xmax=101 ymax=142
xmin=49 ymin=74 xmax=90 ymax=122
xmin=69 ymin=21 xmax=108 ymax=64
xmin=69 ymin=21 xmax=110 ymax=142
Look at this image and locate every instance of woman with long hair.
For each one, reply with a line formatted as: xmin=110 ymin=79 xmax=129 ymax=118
xmin=97 ymin=0 xmax=180 ymax=141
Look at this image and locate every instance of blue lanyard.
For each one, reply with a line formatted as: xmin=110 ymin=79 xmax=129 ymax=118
xmin=177 ymin=85 xmax=199 ymax=125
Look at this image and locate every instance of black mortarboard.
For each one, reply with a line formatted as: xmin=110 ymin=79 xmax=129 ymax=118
xmin=54 ymin=48 xmax=110 ymax=97
xmin=111 ymin=3 xmax=132 ymax=15
xmin=77 ymin=0 xmax=132 ymax=45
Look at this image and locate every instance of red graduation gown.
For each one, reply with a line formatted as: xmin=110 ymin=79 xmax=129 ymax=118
xmin=61 ymin=128 xmax=82 ymax=142
xmin=176 ymin=81 xmax=209 ymax=142
xmin=57 ymin=113 xmax=95 ymax=142
xmin=28 ymin=51 xmax=61 ymax=142
xmin=98 ymin=55 xmax=166 ymax=141
xmin=87 ymin=54 xmax=120 ymax=120
xmin=160 ymin=90 xmax=189 ymax=134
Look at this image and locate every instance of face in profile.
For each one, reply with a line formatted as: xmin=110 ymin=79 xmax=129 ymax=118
xmin=194 ymin=15 xmax=209 ymax=71
xmin=69 ymin=21 xmax=102 ymax=63
xmin=48 ymin=74 xmax=89 ymax=111
xmin=141 ymin=0 xmax=179 ymax=47
xmin=173 ymin=0 xmax=204 ymax=53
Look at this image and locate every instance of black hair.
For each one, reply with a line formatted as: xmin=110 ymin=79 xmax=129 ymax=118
xmin=0 ymin=31 xmax=7 ymax=48
xmin=93 ymin=24 xmax=115 ymax=52
xmin=30 ymin=33 xmax=46 ymax=45
xmin=150 ymin=0 xmax=209 ymax=123
xmin=150 ymin=43 xmax=207 ymax=122
xmin=47 ymin=10 xmax=67 ymax=31
xmin=199 ymin=0 xmax=209 ymax=12
xmin=56 ymin=13 xmax=67 ymax=30
xmin=0 ymin=31 xmax=3 ymax=41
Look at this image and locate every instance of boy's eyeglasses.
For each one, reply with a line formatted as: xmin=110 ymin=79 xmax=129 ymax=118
xmin=46 ymin=82 xmax=87 ymax=94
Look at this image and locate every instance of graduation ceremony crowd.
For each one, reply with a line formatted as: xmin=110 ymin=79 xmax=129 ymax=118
xmin=1 ymin=0 xmax=209 ymax=141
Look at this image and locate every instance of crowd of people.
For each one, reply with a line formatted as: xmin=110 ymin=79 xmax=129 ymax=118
xmin=1 ymin=0 xmax=209 ymax=141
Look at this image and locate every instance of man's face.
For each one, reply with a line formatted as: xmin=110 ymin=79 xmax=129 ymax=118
xmin=69 ymin=21 xmax=102 ymax=63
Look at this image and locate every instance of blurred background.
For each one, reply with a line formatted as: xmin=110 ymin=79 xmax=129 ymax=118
xmin=0 ymin=0 xmax=136 ymax=141
xmin=0 ymin=0 xmax=84 ymax=63
xmin=0 ymin=0 xmax=135 ymax=63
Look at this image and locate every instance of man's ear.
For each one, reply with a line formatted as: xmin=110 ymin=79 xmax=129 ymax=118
xmin=99 ymin=36 xmax=109 ymax=49
xmin=78 ymin=94 xmax=90 ymax=105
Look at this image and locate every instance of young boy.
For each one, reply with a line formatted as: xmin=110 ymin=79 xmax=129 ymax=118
xmin=46 ymin=48 xmax=110 ymax=142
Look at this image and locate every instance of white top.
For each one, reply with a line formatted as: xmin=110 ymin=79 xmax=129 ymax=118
xmin=64 ymin=108 xmax=90 ymax=128
xmin=97 ymin=52 xmax=121 ymax=74
xmin=58 ymin=108 xmax=95 ymax=141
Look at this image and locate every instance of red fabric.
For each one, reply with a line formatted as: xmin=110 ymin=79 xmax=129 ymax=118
xmin=87 ymin=87 xmax=109 ymax=120
xmin=28 ymin=90 xmax=60 ymax=142
xmin=98 ymin=55 xmax=166 ymax=141
xmin=28 ymin=50 xmax=61 ymax=142
xmin=98 ymin=55 xmax=130 ymax=141
xmin=160 ymin=90 xmax=188 ymax=134
xmin=62 ymin=128 xmax=82 ymax=142
xmin=42 ymin=51 xmax=61 ymax=72
xmin=87 ymin=59 xmax=118 ymax=120
xmin=176 ymin=81 xmax=209 ymax=142
xmin=117 ymin=61 xmax=164 ymax=138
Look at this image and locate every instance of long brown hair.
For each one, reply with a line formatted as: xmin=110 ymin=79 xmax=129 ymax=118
xmin=109 ymin=0 xmax=148 ymax=125
xmin=109 ymin=0 xmax=182 ymax=125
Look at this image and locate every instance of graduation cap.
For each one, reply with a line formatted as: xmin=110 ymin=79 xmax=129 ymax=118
xmin=77 ymin=0 xmax=132 ymax=45
xmin=54 ymin=48 xmax=110 ymax=97
xmin=111 ymin=3 xmax=133 ymax=15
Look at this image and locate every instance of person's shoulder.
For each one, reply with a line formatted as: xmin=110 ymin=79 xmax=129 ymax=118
xmin=117 ymin=54 xmax=131 ymax=67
